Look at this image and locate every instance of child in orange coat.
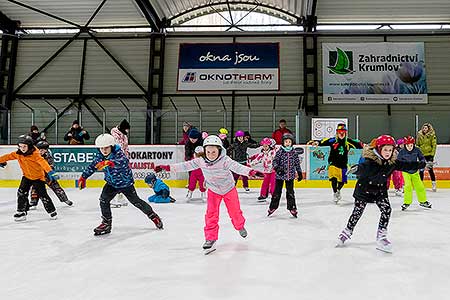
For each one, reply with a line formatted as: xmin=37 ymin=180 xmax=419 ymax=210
xmin=0 ymin=135 xmax=59 ymax=221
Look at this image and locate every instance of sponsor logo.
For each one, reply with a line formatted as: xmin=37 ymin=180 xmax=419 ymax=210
xmin=328 ymin=48 xmax=354 ymax=75
xmin=182 ymin=72 xmax=196 ymax=83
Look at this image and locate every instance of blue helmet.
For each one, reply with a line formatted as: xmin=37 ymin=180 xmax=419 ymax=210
xmin=145 ymin=173 xmax=157 ymax=184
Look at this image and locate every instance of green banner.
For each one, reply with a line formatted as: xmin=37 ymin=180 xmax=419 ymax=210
xmin=51 ymin=147 xmax=98 ymax=172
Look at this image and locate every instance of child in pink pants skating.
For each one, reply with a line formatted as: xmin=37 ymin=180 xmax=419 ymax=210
xmin=186 ymin=146 xmax=206 ymax=201
xmin=155 ymin=135 xmax=262 ymax=254
xmin=249 ymin=137 xmax=279 ymax=202
xmin=387 ymin=138 xmax=405 ymax=196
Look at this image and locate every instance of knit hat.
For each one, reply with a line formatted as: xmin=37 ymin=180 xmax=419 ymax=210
xmin=183 ymin=121 xmax=192 ymax=127
xmin=72 ymin=120 xmax=80 ymax=125
xmin=188 ymin=128 xmax=201 ymax=139
xmin=30 ymin=125 xmax=39 ymax=132
xmin=118 ymin=119 xmax=130 ymax=131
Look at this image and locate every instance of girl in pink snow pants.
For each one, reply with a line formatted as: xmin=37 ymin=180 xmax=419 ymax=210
xmin=186 ymin=146 xmax=207 ymax=200
xmin=155 ymin=135 xmax=261 ymax=252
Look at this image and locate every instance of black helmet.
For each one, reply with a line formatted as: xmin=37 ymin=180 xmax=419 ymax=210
xmin=282 ymin=133 xmax=295 ymax=144
xmin=145 ymin=173 xmax=157 ymax=185
xmin=17 ymin=135 xmax=33 ymax=146
xmin=36 ymin=140 xmax=50 ymax=150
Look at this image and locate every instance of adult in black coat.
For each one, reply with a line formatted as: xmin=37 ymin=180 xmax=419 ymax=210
xmin=64 ymin=120 xmax=90 ymax=145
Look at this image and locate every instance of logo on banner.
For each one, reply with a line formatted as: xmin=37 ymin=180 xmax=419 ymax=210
xmin=328 ymin=47 xmax=354 ymax=75
xmin=182 ymin=72 xmax=196 ymax=83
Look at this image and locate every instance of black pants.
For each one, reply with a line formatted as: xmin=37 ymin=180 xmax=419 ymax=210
xmin=100 ymin=184 xmax=155 ymax=220
xmin=420 ymin=155 xmax=436 ymax=181
xmin=330 ymin=178 xmax=345 ymax=193
xmin=18 ymin=177 xmax=56 ymax=214
xmin=346 ymin=197 xmax=391 ymax=232
xmin=31 ymin=179 xmax=69 ymax=203
xmin=269 ymin=179 xmax=296 ymax=210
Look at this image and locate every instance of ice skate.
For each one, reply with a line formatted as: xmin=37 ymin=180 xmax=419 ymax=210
xmin=169 ymin=196 xmax=176 ymax=203
xmin=203 ymin=240 xmax=216 ymax=255
xmin=431 ymin=181 xmax=437 ymax=192
xmin=93 ymin=217 xmax=112 ymax=236
xmin=200 ymin=192 xmax=206 ymax=201
xmin=244 ymin=187 xmax=250 ymax=192
xmin=267 ymin=208 xmax=276 ymax=217
xmin=376 ymin=229 xmax=392 ymax=253
xmin=290 ymin=209 xmax=298 ymax=218
xmin=257 ymin=195 xmax=267 ymax=202
xmin=28 ymin=205 xmax=37 ymax=210
xmin=14 ymin=211 xmax=27 ymax=222
xmin=401 ymin=203 xmax=410 ymax=211
xmin=419 ymin=201 xmax=432 ymax=209
xmin=49 ymin=211 xmax=58 ymax=220
xmin=63 ymin=199 xmax=73 ymax=206
xmin=395 ymin=189 xmax=404 ymax=197
xmin=29 ymin=198 xmax=38 ymax=210
xmin=336 ymin=228 xmax=352 ymax=247
xmin=239 ymin=227 xmax=247 ymax=238
xmin=110 ymin=198 xmax=122 ymax=208
xmin=333 ymin=192 xmax=340 ymax=203
xmin=186 ymin=190 xmax=193 ymax=201
xmin=148 ymin=212 xmax=163 ymax=229
xmin=116 ymin=193 xmax=128 ymax=206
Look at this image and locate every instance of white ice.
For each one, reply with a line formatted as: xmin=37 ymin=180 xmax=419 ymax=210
xmin=0 ymin=187 xmax=449 ymax=300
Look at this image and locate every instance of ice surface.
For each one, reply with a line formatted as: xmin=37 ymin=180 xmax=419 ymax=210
xmin=0 ymin=187 xmax=449 ymax=300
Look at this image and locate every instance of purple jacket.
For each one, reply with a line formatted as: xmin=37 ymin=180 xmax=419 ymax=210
xmin=273 ymin=147 xmax=302 ymax=181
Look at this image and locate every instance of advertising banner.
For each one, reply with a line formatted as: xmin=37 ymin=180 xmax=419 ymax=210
xmin=177 ymin=43 xmax=279 ymax=91
xmin=309 ymin=147 xmax=362 ymax=180
xmin=323 ymin=43 xmax=427 ymax=104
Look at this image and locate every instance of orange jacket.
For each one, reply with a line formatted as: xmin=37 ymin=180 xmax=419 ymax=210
xmin=0 ymin=148 xmax=52 ymax=181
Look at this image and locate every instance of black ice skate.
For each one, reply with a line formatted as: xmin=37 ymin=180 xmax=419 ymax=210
xmin=419 ymin=201 xmax=432 ymax=209
xmin=148 ymin=212 xmax=163 ymax=229
xmin=93 ymin=217 xmax=112 ymax=236
xmin=267 ymin=208 xmax=276 ymax=217
xmin=62 ymin=199 xmax=73 ymax=206
xmin=290 ymin=209 xmax=298 ymax=218
xmin=203 ymin=240 xmax=216 ymax=255
xmin=49 ymin=211 xmax=57 ymax=220
xmin=401 ymin=203 xmax=410 ymax=211
xmin=239 ymin=227 xmax=247 ymax=238
xmin=14 ymin=211 xmax=27 ymax=222
xmin=257 ymin=195 xmax=267 ymax=202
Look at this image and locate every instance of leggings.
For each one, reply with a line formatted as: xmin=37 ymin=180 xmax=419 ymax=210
xmin=346 ymin=196 xmax=391 ymax=232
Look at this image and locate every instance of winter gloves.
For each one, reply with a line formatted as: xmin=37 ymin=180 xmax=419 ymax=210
xmin=0 ymin=162 xmax=6 ymax=168
xmin=78 ymin=176 xmax=87 ymax=190
xmin=249 ymin=169 xmax=264 ymax=177
xmin=155 ymin=165 xmax=171 ymax=173
xmin=46 ymin=170 xmax=60 ymax=181
xmin=346 ymin=164 xmax=359 ymax=175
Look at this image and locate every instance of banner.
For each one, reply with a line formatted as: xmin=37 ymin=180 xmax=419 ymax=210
xmin=323 ymin=43 xmax=427 ymax=104
xmin=177 ymin=43 xmax=279 ymax=91
xmin=309 ymin=147 xmax=362 ymax=180
xmin=311 ymin=118 xmax=348 ymax=141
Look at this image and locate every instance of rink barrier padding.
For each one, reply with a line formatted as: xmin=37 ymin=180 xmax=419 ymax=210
xmin=0 ymin=179 xmax=449 ymax=189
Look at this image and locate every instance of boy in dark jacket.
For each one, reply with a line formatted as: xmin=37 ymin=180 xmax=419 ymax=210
xmin=397 ymin=136 xmax=431 ymax=211
xmin=267 ymin=133 xmax=302 ymax=218
xmin=78 ymin=134 xmax=163 ymax=235
xmin=337 ymin=135 xmax=427 ymax=253
xmin=230 ymin=130 xmax=259 ymax=191
xmin=29 ymin=140 xmax=73 ymax=209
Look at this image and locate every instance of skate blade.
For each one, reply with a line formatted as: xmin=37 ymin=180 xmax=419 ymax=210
xmin=110 ymin=204 xmax=122 ymax=208
xmin=94 ymin=231 xmax=111 ymax=236
xmin=14 ymin=217 xmax=27 ymax=222
xmin=203 ymin=247 xmax=216 ymax=255
xmin=376 ymin=246 xmax=392 ymax=253
xmin=28 ymin=206 xmax=37 ymax=210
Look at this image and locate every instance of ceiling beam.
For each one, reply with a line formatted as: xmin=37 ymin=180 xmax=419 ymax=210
xmin=0 ymin=10 xmax=19 ymax=33
xmin=134 ymin=0 xmax=164 ymax=31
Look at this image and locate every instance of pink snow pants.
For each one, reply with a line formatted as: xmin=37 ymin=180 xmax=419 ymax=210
xmin=387 ymin=170 xmax=404 ymax=190
xmin=188 ymin=168 xmax=206 ymax=192
xmin=204 ymin=187 xmax=245 ymax=241
xmin=260 ymin=171 xmax=276 ymax=197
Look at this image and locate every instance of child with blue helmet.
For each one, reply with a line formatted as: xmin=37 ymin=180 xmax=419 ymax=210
xmin=145 ymin=173 xmax=175 ymax=203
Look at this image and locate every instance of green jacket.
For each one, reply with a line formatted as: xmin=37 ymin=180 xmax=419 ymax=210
xmin=416 ymin=125 xmax=437 ymax=157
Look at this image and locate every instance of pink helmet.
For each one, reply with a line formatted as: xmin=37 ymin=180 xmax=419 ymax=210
xmin=396 ymin=138 xmax=405 ymax=145
xmin=235 ymin=130 xmax=245 ymax=137
xmin=260 ymin=137 xmax=272 ymax=146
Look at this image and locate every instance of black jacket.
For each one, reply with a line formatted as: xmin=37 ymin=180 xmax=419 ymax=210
xmin=397 ymin=146 xmax=425 ymax=174
xmin=184 ymin=138 xmax=203 ymax=161
xmin=318 ymin=136 xmax=364 ymax=169
xmin=64 ymin=127 xmax=90 ymax=145
xmin=353 ymin=147 xmax=426 ymax=202
xmin=230 ymin=139 xmax=259 ymax=163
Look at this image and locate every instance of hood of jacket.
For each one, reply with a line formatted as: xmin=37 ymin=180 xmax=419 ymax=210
xmin=362 ymin=145 xmax=397 ymax=166
xmin=418 ymin=123 xmax=436 ymax=138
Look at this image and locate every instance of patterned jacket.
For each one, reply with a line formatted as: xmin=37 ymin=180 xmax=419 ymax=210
xmin=172 ymin=146 xmax=252 ymax=195
xmin=111 ymin=127 xmax=129 ymax=157
xmin=318 ymin=136 xmax=364 ymax=169
xmin=249 ymin=146 xmax=279 ymax=173
xmin=81 ymin=145 xmax=133 ymax=189
xmin=272 ymin=147 xmax=302 ymax=181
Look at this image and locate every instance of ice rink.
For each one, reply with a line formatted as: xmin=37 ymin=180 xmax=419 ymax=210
xmin=1 ymin=187 xmax=449 ymax=300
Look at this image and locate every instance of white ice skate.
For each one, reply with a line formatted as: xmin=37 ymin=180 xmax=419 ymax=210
xmin=336 ymin=228 xmax=352 ymax=247
xmin=432 ymin=181 xmax=437 ymax=192
xmin=203 ymin=240 xmax=216 ymax=255
xmin=333 ymin=191 xmax=341 ymax=203
xmin=14 ymin=211 xmax=27 ymax=222
xmin=394 ymin=189 xmax=404 ymax=197
xmin=376 ymin=229 xmax=392 ymax=253
xmin=200 ymin=192 xmax=206 ymax=201
xmin=186 ymin=190 xmax=193 ymax=201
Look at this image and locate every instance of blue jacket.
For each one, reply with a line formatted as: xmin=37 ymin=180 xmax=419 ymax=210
xmin=272 ymin=147 xmax=302 ymax=181
xmin=397 ymin=146 xmax=425 ymax=174
xmin=148 ymin=178 xmax=171 ymax=203
xmin=82 ymin=145 xmax=134 ymax=189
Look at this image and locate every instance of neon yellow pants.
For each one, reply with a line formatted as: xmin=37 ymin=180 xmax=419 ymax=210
xmin=402 ymin=171 xmax=427 ymax=204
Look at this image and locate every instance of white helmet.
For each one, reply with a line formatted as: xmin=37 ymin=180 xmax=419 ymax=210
xmin=203 ymin=135 xmax=223 ymax=147
xmin=95 ymin=134 xmax=116 ymax=148
xmin=194 ymin=146 xmax=204 ymax=154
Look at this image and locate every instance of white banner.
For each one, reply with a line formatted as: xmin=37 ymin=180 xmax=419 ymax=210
xmin=323 ymin=43 xmax=427 ymax=104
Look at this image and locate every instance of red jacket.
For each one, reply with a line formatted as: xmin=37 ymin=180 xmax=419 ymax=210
xmin=272 ymin=128 xmax=293 ymax=145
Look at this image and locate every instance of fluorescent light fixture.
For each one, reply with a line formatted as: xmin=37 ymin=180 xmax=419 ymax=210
xmin=317 ymin=25 xmax=381 ymax=30
xmin=391 ymin=24 xmax=443 ymax=30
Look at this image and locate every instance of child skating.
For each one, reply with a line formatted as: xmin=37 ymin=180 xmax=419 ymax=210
xmin=248 ymin=137 xmax=279 ymax=202
xmin=186 ymin=146 xmax=206 ymax=201
xmin=78 ymin=134 xmax=163 ymax=235
xmin=337 ymin=135 xmax=427 ymax=253
xmin=229 ymin=130 xmax=259 ymax=192
xmin=310 ymin=123 xmax=364 ymax=203
xmin=144 ymin=173 xmax=175 ymax=203
xmin=0 ymin=135 xmax=59 ymax=221
xmin=29 ymin=140 xmax=73 ymax=209
xmin=155 ymin=135 xmax=262 ymax=254
xmin=387 ymin=138 xmax=405 ymax=196
xmin=267 ymin=133 xmax=302 ymax=218
xmin=397 ymin=136 xmax=432 ymax=210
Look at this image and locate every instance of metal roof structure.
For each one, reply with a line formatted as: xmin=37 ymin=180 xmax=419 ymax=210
xmin=1 ymin=0 xmax=449 ymax=33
